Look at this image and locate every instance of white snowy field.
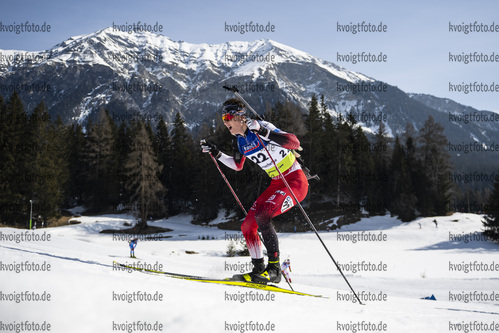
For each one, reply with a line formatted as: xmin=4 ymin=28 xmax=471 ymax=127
xmin=1 ymin=212 xmax=498 ymax=333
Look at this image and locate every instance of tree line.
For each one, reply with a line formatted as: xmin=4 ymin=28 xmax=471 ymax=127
xmin=0 ymin=91 xmax=497 ymax=237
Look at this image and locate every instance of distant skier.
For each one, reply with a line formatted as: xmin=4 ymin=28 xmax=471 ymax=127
xmin=129 ymin=238 xmax=138 ymax=258
xmin=201 ymin=98 xmax=308 ymax=283
xmin=281 ymin=258 xmax=292 ymax=283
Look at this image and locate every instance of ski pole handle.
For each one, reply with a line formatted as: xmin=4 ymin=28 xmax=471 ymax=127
xmin=223 ymin=85 xmax=239 ymax=93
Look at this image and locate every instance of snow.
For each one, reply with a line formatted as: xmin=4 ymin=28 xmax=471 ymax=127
xmin=0 ymin=27 xmax=391 ymax=126
xmin=1 ymin=212 xmax=498 ymax=332
xmin=1 ymin=27 xmax=371 ymax=85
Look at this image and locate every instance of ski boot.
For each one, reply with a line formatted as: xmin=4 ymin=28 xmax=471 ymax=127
xmin=232 ymin=258 xmax=265 ymax=282
xmin=232 ymin=257 xmax=281 ymax=284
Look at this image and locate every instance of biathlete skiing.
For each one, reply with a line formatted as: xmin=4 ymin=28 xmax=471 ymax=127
xmin=201 ymin=98 xmax=309 ymax=283
xmin=129 ymin=238 xmax=138 ymax=258
xmin=281 ymin=258 xmax=292 ymax=283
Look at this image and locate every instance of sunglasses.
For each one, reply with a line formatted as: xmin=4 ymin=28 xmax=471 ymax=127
xmin=222 ymin=113 xmax=235 ymax=122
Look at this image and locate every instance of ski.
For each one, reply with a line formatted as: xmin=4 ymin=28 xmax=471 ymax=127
xmin=113 ymin=261 xmax=327 ymax=298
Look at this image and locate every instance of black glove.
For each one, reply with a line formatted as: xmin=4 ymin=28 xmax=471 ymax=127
xmin=200 ymin=140 xmax=221 ymax=158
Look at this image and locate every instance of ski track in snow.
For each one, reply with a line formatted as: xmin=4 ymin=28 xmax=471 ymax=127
xmin=1 ymin=212 xmax=498 ymax=332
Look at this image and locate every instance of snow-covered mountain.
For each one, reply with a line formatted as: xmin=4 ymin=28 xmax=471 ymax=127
xmin=0 ymin=27 xmax=369 ymax=124
xmin=1 ymin=27 xmax=499 ymax=168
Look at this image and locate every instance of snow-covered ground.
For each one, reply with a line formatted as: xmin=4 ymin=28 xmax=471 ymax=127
xmin=1 ymin=212 xmax=498 ymax=332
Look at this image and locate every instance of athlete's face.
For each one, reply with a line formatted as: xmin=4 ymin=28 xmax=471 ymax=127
xmin=223 ymin=114 xmax=247 ymax=136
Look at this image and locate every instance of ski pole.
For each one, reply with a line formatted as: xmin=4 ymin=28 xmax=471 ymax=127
xmin=281 ymin=270 xmax=294 ymax=291
xmin=254 ymin=132 xmax=363 ymax=304
xmin=204 ymin=145 xmax=266 ymax=246
xmin=204 ymin=144 xmax=248 ymax=216
xmin=223 ymin=85 xmax=362 ymax=303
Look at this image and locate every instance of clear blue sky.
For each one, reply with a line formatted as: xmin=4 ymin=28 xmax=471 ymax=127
xmin=1 ymin=0 xmax=498 ymax=112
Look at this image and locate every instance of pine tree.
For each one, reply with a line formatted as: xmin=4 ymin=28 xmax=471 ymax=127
xmin=314 ymin=104 xmax=336 ymax=200
xmin=417 ymin=116 xmax=452 ymax=216
xmin=351 ymin=126 xmax=375 ymax=210
xmin=192 ymin=123 xmax=223 ymax=221
xmin=112 ymin=121 xmax=132 ymax=210
xmin=124 ymin=121 xmax=165 ymax=229
xmin=303 ymin=94 xmax=322 ymax=174
xmin=404 ymin=124 xmax=425 ymax=218
xmin=0 ymin=94 xmax=10 ymax=223
xmin=65 ymin=123 xmax=86 ymax=205
xmin=333 ymin=115 xmax=355 ymax=210
xmin=155 ymin=116 xmax=172 ymax=213
xmin=265 ymin=101 xmax=306 ymax=137
xmin=302 ymin=95 xmax=325 ymax=203
xmin=0 ymin=91 xmax=30 ymax=225
xmin=0 ymin=94 xmax=7 ymax=222
xmin=52 ymin=116 xmax=70 ymax=214
xmin=27 ymin=104 xmax=69 ymax=221
xmin=369 ymin=120 xmax=391 ymax=214
xmin=483 ymin=174 xmax=499 ymax=240
xmin=389 ymin=136 xmax=417 ymax=221
xmin=84 ymin=109 xmax=116 ymax=212
xmin=169 ymin=112 xmax=194 ymax=214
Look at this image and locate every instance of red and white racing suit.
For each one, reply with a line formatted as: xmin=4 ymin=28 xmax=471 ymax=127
xmin=217 ymin=120 xmax=309 ymax=259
